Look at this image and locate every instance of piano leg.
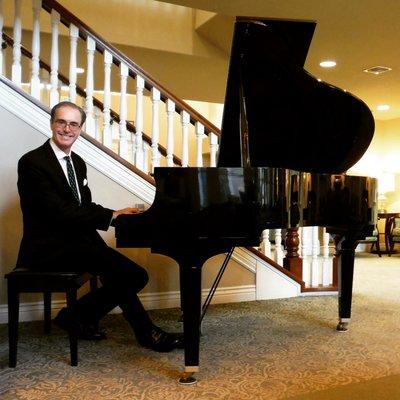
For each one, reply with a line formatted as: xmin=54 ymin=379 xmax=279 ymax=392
xmin=336 ymin=236 xmax=357 ymax=332
xmin=178 ymin=257 xmax=203 ymax=385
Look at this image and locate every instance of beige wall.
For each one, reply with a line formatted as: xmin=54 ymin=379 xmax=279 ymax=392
xmin=2 ymin=0 xmax=229 ymax=103
xmin=348 ymin=117 xmax=400 ymax=215
xmin=4 ymin=0 xmax=205 ymax=55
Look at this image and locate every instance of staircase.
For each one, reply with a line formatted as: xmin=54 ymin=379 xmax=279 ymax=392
xmin=0 ymin=0 xmax=337 ymax=317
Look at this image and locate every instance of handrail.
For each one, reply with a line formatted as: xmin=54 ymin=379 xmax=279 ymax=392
xmin=41 ymin=0 xmax=221 ymax=137
xmin=1 ymin=32 xmax=183 ymax=166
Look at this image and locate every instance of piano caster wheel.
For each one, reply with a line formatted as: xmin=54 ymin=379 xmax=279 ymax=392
xmin=179 ymin=372 xmax=197 ymax=385
xmin=336 ymin=321 xmax=349 ymax=332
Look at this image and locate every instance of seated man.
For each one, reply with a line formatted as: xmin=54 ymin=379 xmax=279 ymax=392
xmin=16 ymin=100 xmax=182 ymax=352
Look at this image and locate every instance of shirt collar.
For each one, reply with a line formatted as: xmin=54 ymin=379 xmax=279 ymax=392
xmin=50 ymin=138 xmax=71 ymax=161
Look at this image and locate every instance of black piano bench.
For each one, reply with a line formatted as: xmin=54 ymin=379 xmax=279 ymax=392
xmin=5 ymin=268 xmax=98 ymax=368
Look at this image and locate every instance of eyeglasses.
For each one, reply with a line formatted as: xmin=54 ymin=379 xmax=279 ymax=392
xmin=53 ymin=119 xmax=81 ymax=131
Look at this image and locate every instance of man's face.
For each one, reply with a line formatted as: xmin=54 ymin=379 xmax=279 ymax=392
xmin=50 ymin=106 xmax=82 ymax=153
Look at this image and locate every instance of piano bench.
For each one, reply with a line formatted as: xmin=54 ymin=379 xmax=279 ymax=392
xmin=4 ymin=268 xmax=98 ymax=368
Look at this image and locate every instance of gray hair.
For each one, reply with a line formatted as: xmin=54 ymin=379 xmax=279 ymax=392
xmin=50 ymin=101 xmax=86 ymax=126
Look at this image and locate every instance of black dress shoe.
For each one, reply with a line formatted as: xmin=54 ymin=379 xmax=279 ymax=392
xmin=136 ymin=325 xmax=184 ymax=352
xmin=54 ymin=308 xmax=107 ymax=341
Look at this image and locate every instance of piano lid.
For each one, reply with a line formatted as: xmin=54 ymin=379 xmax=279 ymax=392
xmin=217 ymin=17 xmax=375 ymax=174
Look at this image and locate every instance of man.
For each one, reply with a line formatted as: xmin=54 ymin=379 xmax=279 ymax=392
xmin=16 ymin=101 xmax=182 ymax=352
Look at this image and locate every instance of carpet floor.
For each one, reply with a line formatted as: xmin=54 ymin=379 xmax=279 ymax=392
xmin=0 ymin=252 xmax=399 ymax=399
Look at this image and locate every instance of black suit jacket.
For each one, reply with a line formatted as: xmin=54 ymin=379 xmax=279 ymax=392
xmin=16 ymin=139 xmax=114 ymax=268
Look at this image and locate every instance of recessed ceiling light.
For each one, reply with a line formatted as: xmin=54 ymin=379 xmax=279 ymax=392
xmin=76 ymin=67 xmax=85 ymax=74
xmin=319 ymin=60 xmax=336 ymax=68
xmin=364 ymin=66 xmax=392 ymax=75
xmin=377 ymin=104 xmax=390 ymax=111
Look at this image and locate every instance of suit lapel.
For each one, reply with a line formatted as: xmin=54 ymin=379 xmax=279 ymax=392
xmin=42 ymin=140 xmax=80 ymax=202
xmin=42 ymin=140 xmax=70 ymax=187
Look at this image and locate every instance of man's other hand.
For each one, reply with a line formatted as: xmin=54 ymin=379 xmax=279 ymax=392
xmin=113 ymin=207 xmax=141 ymax=219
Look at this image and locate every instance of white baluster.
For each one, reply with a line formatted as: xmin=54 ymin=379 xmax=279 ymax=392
xmin=301 ymin=227 xmax=311 ymax=286
xmin=209 ymin=132 xmax=218 ymax=167
xmin=40 ymin=68 xmax=50 ymax=104
xmin=12 ymin=0 xmax=22 ymax=85
xmin=0 ymin=0 xmax=3 ymax=76
xmin=84 ymin=36 xmax=95 ymax=135
xmin=166 ymin=99 xmax=175 ymax=167
xmin=274 ymin=229 xmax=284 ymax=265
xmin=30 ymin=0 xmax=42 ymax=99
xmin=310 ymin=226 xmax=320 ymax=286
xmin=134 ymin=75 xmax=145 ymax=170
xmin=94 ymin=106 xmax=102 ymax=141
xmin=142 ymin=141 xmax=150 ymax=175
xmin=260 ymin=229 xmax=271 ymax=258
xmin=68 ymin=24 xmax=79 ymax=102
xmin=301 ymin=226 xmax=312 ymax=257
xmin=180 ymin=110 xmax=189 ymax=167
xmin=102 ymin=50 xmax=112 ymax=148
xmin=195 ymin=122 xmax=204 ymax=167
xmin=151 ymin=88 xmax=160 ymax=171
xmin=118 ymin=62 xmax=129 ymax=159
xmin=322 ymin=228 xmax=332 ymax=286
xmin=49 ymin=9 xmax=60 ymax=107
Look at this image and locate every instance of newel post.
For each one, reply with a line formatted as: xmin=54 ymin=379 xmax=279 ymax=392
xmin=283 ymin=227 xmax=302 ymax=280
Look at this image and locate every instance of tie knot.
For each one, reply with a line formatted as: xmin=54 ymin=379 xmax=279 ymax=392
xmin=64 ymin=155 xmax=71 ymax=161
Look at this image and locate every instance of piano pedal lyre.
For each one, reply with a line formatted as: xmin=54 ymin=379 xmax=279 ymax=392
xmin=179 ymin=370 xmax=198 ymax=385
xmin=336 ymin=318 xmax=350 ymax=332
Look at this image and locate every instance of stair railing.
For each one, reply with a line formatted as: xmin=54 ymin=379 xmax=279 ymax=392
xmin=1 ymin=0 xmax=221 ymax=174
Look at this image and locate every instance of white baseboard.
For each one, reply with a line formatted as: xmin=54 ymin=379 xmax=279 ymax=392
xmin=0 ymin=284 xmax=256 ymax=324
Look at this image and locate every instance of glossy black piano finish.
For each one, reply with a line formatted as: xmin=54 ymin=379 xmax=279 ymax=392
xmin=218 ymin=17 xmax=375 ymax=173
xmin=116 ymin=168 xmax=377 ymax=381
xmin=116 ymin=169 xmax=377 ymax=247
xmin=115 ymin=17 xmax=377 ymax=383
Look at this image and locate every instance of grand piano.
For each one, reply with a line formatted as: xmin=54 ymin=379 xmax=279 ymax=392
xmin=115 ymin=17 xmax=377 ymax=384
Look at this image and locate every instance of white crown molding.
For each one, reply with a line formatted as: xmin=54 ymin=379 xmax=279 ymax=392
xmin=232 ymin=247 xmax=257 ymax=273
xmin=0 ymin=79 xmax=50 ymax=136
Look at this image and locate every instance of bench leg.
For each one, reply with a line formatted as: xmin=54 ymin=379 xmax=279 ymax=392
xmin=89 ymin=275 xmax=98 ymax=292
xmin=66 ymin=288 xmax=78 ymax=366
xmin=8 ymin=282 xmax=19 ymax=368
xmin=44 ymin=291 xmax=52 ymax=334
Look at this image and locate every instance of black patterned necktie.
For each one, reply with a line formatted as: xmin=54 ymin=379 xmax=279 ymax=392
xmin=64 ymin=156 xmax=80 ymax=202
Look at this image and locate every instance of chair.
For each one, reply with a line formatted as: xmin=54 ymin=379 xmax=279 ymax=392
xmin=358 ymin=226 xmax=381 ymax=256
xmin=389 ymin=217 xmax=400 ymax=254
xmin=5 ymin=268 xmax=97 ymax=367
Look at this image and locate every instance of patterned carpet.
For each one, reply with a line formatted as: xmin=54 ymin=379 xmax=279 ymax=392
xmin=1 ymin=253 xmax=400 ymax=400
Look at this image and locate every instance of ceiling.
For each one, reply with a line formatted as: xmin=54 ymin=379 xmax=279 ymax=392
xmin=157 ymin=0 xmax=400 ymax=121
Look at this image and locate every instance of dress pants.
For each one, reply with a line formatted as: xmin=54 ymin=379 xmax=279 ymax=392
xmin=32 ymin=240 xmax=153 ymax=336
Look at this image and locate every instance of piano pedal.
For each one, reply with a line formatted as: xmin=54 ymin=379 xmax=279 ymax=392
xmin=336 ymin=319 xmax=349 ymax=332
xmin=179 ymin=372 xmax=197 ymax=385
